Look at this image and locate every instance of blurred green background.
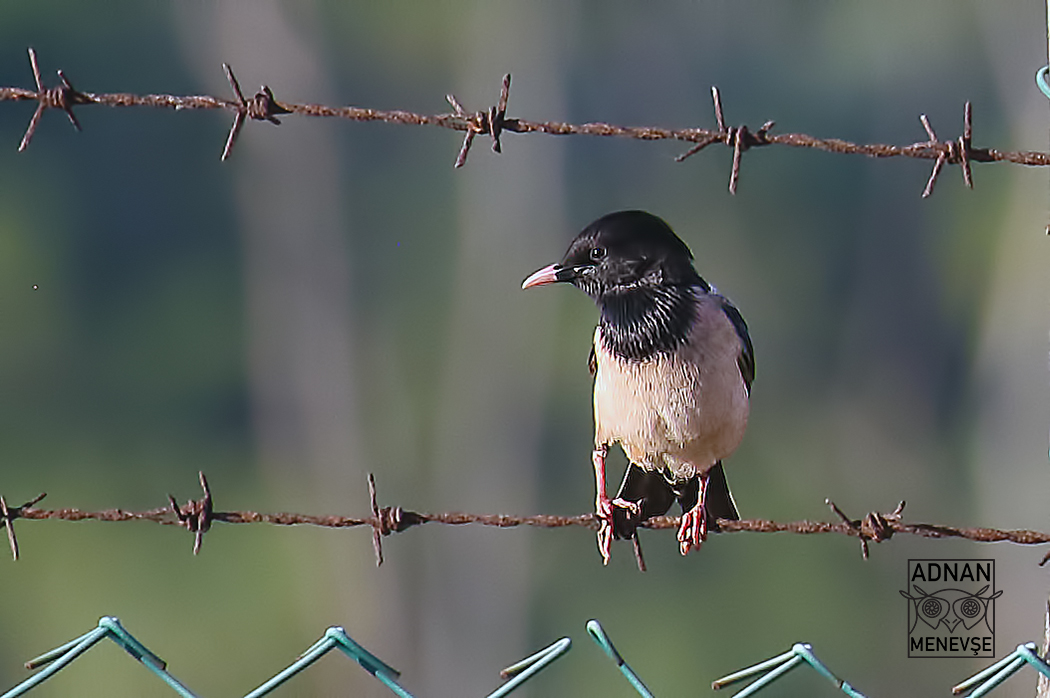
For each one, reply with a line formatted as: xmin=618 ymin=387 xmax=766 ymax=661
xmin=1 ymin=1 xmax=1049 ymax=696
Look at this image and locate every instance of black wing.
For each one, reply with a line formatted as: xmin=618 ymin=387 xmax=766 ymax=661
xmin=588 ymin=343 xmax=597 ymax=376
xmin=718 ymin=297 xmax=754 ymax=394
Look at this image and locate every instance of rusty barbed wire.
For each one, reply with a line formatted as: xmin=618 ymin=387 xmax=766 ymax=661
xmin=4 ymin=471 xmax=1050 ymax=571
xmin=4 ymin=48 xmax=1050 ymax=194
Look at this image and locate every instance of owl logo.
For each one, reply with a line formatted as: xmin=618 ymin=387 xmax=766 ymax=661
xmin=899 ymin=584 xmax=1001 ymax=635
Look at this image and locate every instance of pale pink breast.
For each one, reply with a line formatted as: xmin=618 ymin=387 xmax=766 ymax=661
xmin=592 ymin=295 xmax=749 ymax=480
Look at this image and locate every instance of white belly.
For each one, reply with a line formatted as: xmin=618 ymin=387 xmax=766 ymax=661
xmin=592 ymin=298 xmax=749 ymax=480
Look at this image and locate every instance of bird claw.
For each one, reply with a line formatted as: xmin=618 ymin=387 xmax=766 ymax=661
xmin=597 ymin=519 xmax=613 ymax=565
xmin=610 ymin=497 xmax=641 ymax=515
xmin=595 ymin=495 xmax=642 ymax=564
xmin=677 ymin=504 xmax=707 ymax=555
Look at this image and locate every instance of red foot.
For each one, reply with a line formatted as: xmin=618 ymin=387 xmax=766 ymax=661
xmin=677 ymin=472 xmax=710 ymax=555
xmin=595 ymin=494 xmax=640 ymax=564
xmin=677 ymin=503 xmax=707 ymax=555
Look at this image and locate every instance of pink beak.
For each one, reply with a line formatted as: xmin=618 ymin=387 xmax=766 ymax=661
xmin=521 ymin=263 xmax=562 ymax=290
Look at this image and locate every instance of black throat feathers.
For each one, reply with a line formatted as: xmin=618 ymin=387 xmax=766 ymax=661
xmin=599 ymin=282 xmax=706 ymax=361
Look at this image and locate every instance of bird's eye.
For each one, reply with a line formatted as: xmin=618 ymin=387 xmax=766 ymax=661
xmin=590 ymin=246 xmax=606 ymax=261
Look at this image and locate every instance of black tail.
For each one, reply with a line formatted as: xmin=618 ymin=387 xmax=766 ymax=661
xmin=610 ymin=461 xmax=739 ymax=539
xmin=700 ymin=461 xmax=739 ymax=523
xmin=670 ymin=462 xmax=739 ymax=530
xmin=610 ymin=464 xmax=675 ymax=540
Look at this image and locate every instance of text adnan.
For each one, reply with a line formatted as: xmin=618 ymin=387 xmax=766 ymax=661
xmin=910 ymin=562 xmax=991 ymax=583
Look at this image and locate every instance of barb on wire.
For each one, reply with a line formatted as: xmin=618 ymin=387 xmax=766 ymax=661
xmin=220 ymin=63 xmax=291 ymax=161
xmin=16 ymin=48 xmax=90 ymax=152
xmin=4 ymin=49 xmax=1049 ymax=193
xmin=919 ymin=103 xmax=975 ymax=198
xmin=675 ymin=86 xmax=775 ymax=194
xmin=0 ymin=492 xmax=46 ymax=561
xmin=446 ymin=73 xmax=512 ymax=168
xmin=7 ymin=472 xmax=1050 ymax=567
xmin=826 ymin=498 xmax=903 ymax=560
xmin=167 ymin=471 xmax=213 ymax=555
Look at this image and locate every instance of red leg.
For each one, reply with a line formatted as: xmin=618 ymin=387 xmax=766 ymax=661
xmin=593 ymin=445 xmax=642 ymax=565
xmin=593 ymin=445 xmax=613 ymax=564
xmin=677 ymin=471 xmax=710 ymax=555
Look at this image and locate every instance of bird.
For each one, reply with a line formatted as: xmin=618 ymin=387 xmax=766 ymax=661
xmin=522 ymin=210 xmax=753 ymax=564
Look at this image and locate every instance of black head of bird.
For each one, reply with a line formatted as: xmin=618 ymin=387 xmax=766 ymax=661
xmin=523 ymin=210 xmax=712 ymax=362
xmin=523 ymin=210 xmax=704 ymax=300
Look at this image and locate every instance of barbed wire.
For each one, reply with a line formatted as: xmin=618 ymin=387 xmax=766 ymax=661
xmin=4 ymin=48 xmax=1050 ymax=195
xmin=5 ymin=47 xmax=1050 ymax=571
xmin=4 ymin=471 xmax=1050 ymax=572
